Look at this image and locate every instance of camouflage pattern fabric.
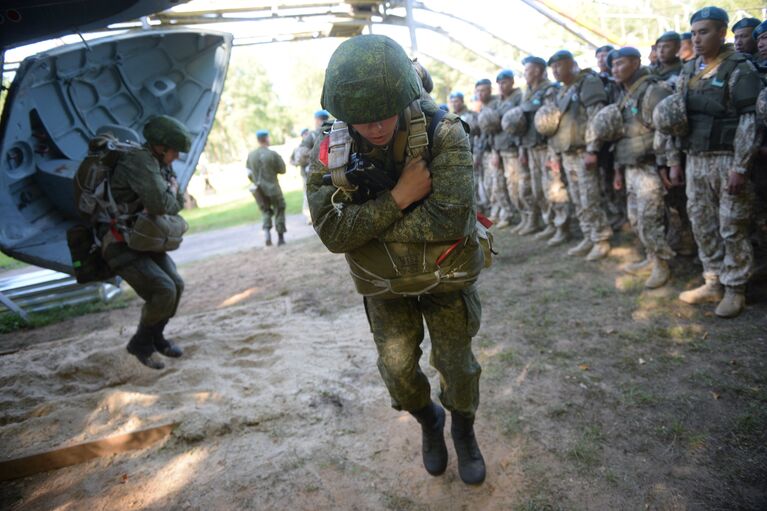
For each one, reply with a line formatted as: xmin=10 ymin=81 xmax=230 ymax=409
xmin=110 ymin=147 xmax=184 ymax=217
xmin=500 ymin=150 xmax=521 ymax=214
xmin=484 ymin=151 xmax=513 ymax=221
xmin=625 ymin=164 xmax=675 ymax=260
xmin=246 ymin=146 xmax=286 ymax=197
xmin=543 ymin=150 xmax=571 ymax=228
xmin=686 ymin=153 xmax=755 ymax=287
xmin=508 ymin=151 xmax=538 ymax=224
xmin=364 ymin=284 xmax=482 ymax=416
xmin=527 ymin=146 xmax=552 ymax=227
xmin=253 ymin=187 xmax=286 ymax=234
xmin=562 ymin=150 xmax=613 ymax=242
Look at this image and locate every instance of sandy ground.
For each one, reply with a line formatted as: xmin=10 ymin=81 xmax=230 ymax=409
xmin=1 ymin=226 xmax=766 ymax=510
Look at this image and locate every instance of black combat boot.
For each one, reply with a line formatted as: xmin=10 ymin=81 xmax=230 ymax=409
xmin=264 ymin=229 xmax=272 ymax=247
xmin=152 ymin=320 xmax=183 ymax=358
xmin=410 ymin=401 xmax=448 ymax=476
xmin=277 ymin=232 xmax=286 ymax=246
xmin=126 ymin=325 xmax=165 ymax=370
xmin=451 ymin=411 xmax=486 ymax=485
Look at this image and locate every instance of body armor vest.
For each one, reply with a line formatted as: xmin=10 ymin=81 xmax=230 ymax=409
xmin=550 ymin=71 xmax=604 ymax=153
xmin=520 ymin=81 xmax=556 ymax=148
xmin=614 ymin=75 xmax=657 ymax=165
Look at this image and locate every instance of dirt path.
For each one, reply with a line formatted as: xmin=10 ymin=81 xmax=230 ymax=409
xmin=1 ymin=230 xmax=765 ymax=510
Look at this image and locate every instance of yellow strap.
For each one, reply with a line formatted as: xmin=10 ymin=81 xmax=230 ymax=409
xmin=619 ymin=74 xmax=653 ymax=110
xmin=687 ymin=50 xmax=735 ymax=89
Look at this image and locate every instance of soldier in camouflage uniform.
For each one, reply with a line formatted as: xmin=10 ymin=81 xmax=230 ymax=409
xmin=517 ymin=56 xmax=569 ymax=244
xmin=295 ymin=110 xmax=332 ymax=224
xmin=756 ymin=22 xmax=767 ymax=69
xmin=679 ymin=32 xmax=695 ymax=62
xmin=307 ymin=34 xmax=488 ymax=485
xmin=492 ymin=69 xmax=530 ymax=232
xmin=450 ymin=91 xmax=483 ymax=212
xmin=476 ymin=78 xmax=513 ymax=226
xmin=595 ymin=47 xmax=677 ymax=288
xmin=666 ymin=7 xmax=762 ymax=317
xmin=654 ymin=31 xmax=684 ymax=86
xmin=101 ymin=116 xmax=190 ymax=370
xmin=546 ymin=50 xmax=613 ymax=261
xmin=247 ymin=129 xmax=287 ymax=246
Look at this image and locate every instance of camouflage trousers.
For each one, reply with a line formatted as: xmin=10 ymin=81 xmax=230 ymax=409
xmin=686 ymin=153 xmax=754 ymax=287
xmin=503 ymin=149 xmax=538 ymax=224
xmin=363 ymin=285 xmax=482 ymax=417
xmin=482 ymin=151 xmax=513 ymax=221
xmin=625 ymin=165 xmax=675 ymax=260
xmin=252 ymin=186 xmax=286 ymax=234
xmin=473 ymin=153 xmax=490 ymax=215
xmin=533 ymin=146 xmax=569 ymax=228
xmin=562 ymin=150 xmax=612 ymax=242
xmin=525 ymin=146 xmax=548 ymax=226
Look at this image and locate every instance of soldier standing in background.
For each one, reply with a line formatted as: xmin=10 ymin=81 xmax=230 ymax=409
xmin=666 ymin=7 xmax=762 ymax=317
xmin=546 ymin=50 xmax=613 ymax=261
xmin=596 ymin=47 xmax=677 ymax=288
xmin=679 ymin=32 xmax=695 ymax=62
xmin=654 ymin=31 xmax=684 ymax=87
xmin=517 ymin=56 xmax=568 ymax=244
xmin=476 ymin=78 xmax=512 ymax=226
xmin=756 ymin=21 xmax=767 ymax=69
xmin=492 ymin=69 xmax=528 ymax=232
xmin=247 ymin=129 xmax=287 ymax=247
xmin=291 ymin=127 xmax=312 ymax=223
xmin=732 ymin=18 xmax=761 ymax=62
xmin=473 ymin=79 xmax=495 ymax=217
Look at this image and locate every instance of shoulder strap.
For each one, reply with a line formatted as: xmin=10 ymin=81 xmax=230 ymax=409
xmin=427 ymin=108 xmax=447 ymax=155
xmin=619 ymin=74 xmax=654 ymax=110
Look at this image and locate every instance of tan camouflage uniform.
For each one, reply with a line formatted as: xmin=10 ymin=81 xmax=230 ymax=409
xmin=674 ymin=46 xmax=761 ymax=288
xmin=479 ymin=97 xmax=513 ymax=221
xmin=492 ymin=88 xmax=527 ymax=223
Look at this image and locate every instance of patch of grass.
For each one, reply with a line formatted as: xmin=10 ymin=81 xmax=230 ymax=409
xmin=621 ymin=385 xmax=660 ymax=407
xmin=566 ymin=425 xmax=604 ymax=467
xmin=182 ymin=189 xmax=304 ymax=234
xmin=515 ymin=496 xmax=566 ymax=511
xmin=0 ymin=294 xmax=134 ymax=333
xmin=0 ymin=252 xmax=26 ymax=271
xmin=498 ymin=348 xmax=517 ymax=364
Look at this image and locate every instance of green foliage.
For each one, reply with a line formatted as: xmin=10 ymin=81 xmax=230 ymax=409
xmin=205 ymin=54 xmax=292 ymax=163
xmin=0 ymin=294 xmax=133 ymax=334
xmin=0 ymin=252 xmax=26 ymax=271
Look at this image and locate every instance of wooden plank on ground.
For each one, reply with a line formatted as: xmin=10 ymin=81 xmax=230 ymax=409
xmin=0 ymin=423 xmax=177 ymax=481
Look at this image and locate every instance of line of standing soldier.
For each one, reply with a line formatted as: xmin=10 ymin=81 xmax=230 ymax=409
xmin=456 ymin=6 xmax=767 ymax=318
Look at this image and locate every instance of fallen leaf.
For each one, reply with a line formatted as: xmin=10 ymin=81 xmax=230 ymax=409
xmin=119 ymin=474 xmax=128 ymax=484
xmin=702 ymin=331 xmax=709 ymax=340
xmin=578 ymin=363 xmax=590 ymax=371
xmin=638 ymin=358 xmax=646 ymax=365
xmin=710 ymin=391 xmax=720 ymax=400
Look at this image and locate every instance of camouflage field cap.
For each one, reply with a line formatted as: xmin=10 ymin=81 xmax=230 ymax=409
xmin=589 ymin=104 xmax=623 ymax=142
xmin=652 ymin=93 xmax=688 ymax=137
xmin=321 ymin=35 xmax=421 ymax=124
xmin=501 ymin=106 xmax=527 ymax=135
xmin=757 ymin=88 xmax=767 ymax=126
xmin=143 ymin=115 xmax=192 ymax=152
xmin=533 ymin=104 xmax=561 ymax=137
xmin=478 ymin=108 xmax=502 ymax=134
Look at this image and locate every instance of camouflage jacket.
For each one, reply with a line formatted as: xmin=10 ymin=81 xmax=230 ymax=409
xmin=653 ymin=59 xmax=683 ymax=89
xmin=453 ymin=105 xmax=479 ymax=150
xmin=476 ymin=95 xmax=500 ymax=154
xmin=492 ymin=88 xmax=524 ymax=152
xmin=519 ymin=79 xmax=558 ymax=148
xmin=547 ymin=69 xmax=607 ymax=154
xmin=246 ymin=146 xmax=286 ymax=196
xmin=111 ymin=145 xmax=184 ymax=216
xmin=307 ymin=100 xmax=476 ymax=254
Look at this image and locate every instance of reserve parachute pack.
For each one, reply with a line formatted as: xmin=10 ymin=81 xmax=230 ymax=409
xmin=324 ymin=100 xmax=494 ymax=299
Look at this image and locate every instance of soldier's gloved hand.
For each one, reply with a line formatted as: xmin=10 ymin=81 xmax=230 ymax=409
xmin=669 ymin=165 xmax=684 ymax=187
xmin=583 ymin=152 xmax=598 ymax=170
xmin=726 ymin=170 xmax=747 ymax=196
xmin=391 ymin=156 xmax=431 ymax=210
xmin=658 ymin=166 xmax=672 ymax=189
xmin=519 ymin=150 xmax=529 ymax=168
xmin=613 ymin=167 xmax=624 ymax=191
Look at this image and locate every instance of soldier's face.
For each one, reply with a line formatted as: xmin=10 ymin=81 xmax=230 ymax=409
xmin=678 ymin=39 xmax=694 ymax=59
xmin=759 ymin=35 xmax=767 ymax=59
xmin=691 ymin=20 xmax=726 ymax=58
xmin=450 ymin=96 xmax=464 ymax=112
xmin=612 ymin=56 xmax=640 ymax=85
xmin=734 ymin=28 xmax=757 ymax=54
xmin=656 ymin=40 xmax=680 ymax=64
xmin=475 ymin=84 xmax=492 ymax=103
xmin=524 ymin=63 xmax=543 ymax=86
xmin=351 ymin=114 xmax=398 ymax=147
xmin=596 ymin=51 xmax=610 ymax=73
xmin=497 ymin=77 xmax=514 ymax=96
xmin=162 ymin=148 xmax=180 ymax=165
xmin=551 ymin=59 xmax=574 ymax=83
xmin=648 ymin=47 xmax=657 ymax=63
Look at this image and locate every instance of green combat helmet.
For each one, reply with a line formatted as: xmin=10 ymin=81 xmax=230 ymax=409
xmin=478 ymin=108 xmax=502 ymax=134
xmin=652 ymin=93 xmax=688 ymax=137
xmin=501 ymin=106 xmax=527 ymax=135
xmin=143 ymin=115 xmax=192 ymax=152
xmin=588 ymin=104 xmax=623 ymax=143
xmin=756 ymin=88 xmax=767 ymax=127
xmin=321 ymin=35 xmax=422 ymax=124
xmin=533 ymin=104 xmax=561 ymax=137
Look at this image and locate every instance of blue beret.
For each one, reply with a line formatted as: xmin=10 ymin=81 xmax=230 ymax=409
xmin=681 ymin=32 xmax=692 ymax=40
xmin=522 ymin=56 xmax=547 ymax=68
xmin=475 ymin=78 xmax=492 ymax=87
xmin=438 ymin=104 xmax=449 ymax=112
xmin=548 ymin=50 xmax=574 ymax=65
xmin=300 ymin=128 xmax=309 ymax=136
xmin=496 ymin=69 xmax=514 ymax=81
xmin=605 ymin=49 xmax=620 ymax=68
xmin=613 ymin=47 xmax=641 ymax=60
xmin=256 ymin=129 xmax=269 ymax=138
xmin=595 ymin=45 xmax=615 ymax=55
xmin=656 ymin=31 xmax=681 ymax=43
xmin=314 ymin=109 xmax=330 ymax=119
xmin=755 ymin=21 xmax=767 ymax=40
xmin=733 ymin=17 xmax=760 ymax=31
xmin=449 ymin=91 xmax=464 ymax=100
xmin=690 ymin=6 xmax=729 ymax=25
